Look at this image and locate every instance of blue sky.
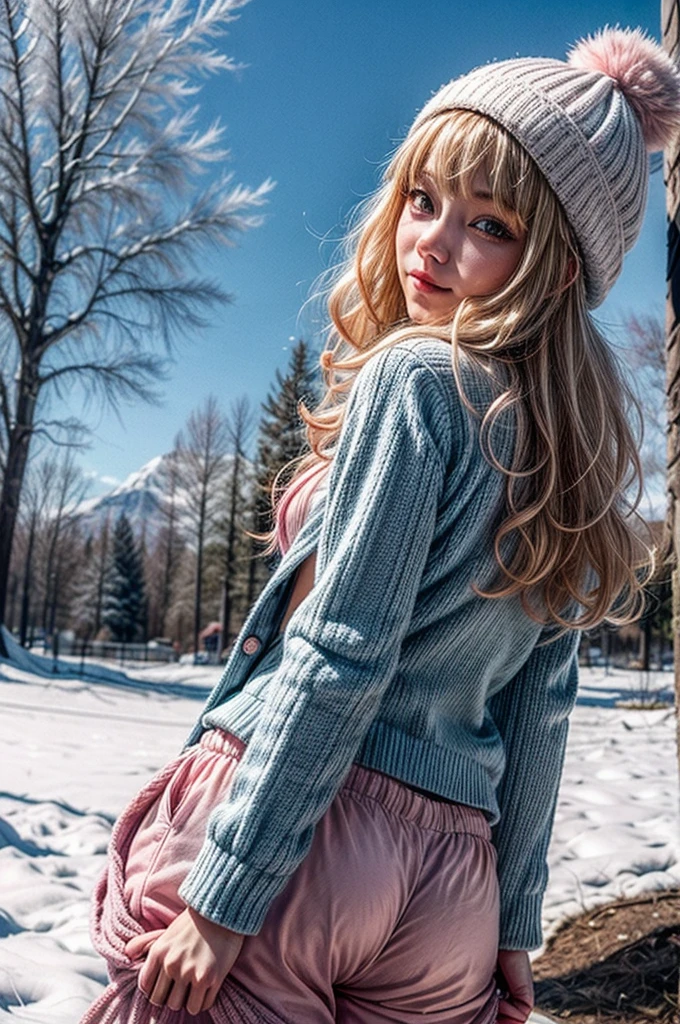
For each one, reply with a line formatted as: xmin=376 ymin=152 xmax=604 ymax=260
xmin=76 ymin=0 xmax=667 ymax=500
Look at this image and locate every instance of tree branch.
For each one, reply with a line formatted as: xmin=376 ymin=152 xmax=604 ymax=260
xmin=39 ymin=353 xmax=167 ymax=407
xmin=1 ymin=0 xmax=42 ymax=238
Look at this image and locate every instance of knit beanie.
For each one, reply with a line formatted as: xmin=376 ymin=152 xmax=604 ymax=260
xmin=410 ymin=27 xmax=680 ymax=308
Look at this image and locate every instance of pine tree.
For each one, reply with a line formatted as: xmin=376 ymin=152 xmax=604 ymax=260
xmin=249 ymin=339 xmax=320 ymax=583
xmin=260 ymin=339 xmax=319 ymax=483
xmin=102 ymin=514 xmax=147 ymax=644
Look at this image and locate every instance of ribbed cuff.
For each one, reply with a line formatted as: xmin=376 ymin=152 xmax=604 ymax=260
xmin=178 ymin=840 xmax=289 ymax=936
xmin=498 ymin=893 xmax=544 ymax=951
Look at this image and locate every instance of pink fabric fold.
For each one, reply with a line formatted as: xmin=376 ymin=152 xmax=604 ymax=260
xmin=79 ymin=751 xmax=284 ymax=1024
xmin=79 ymin=730 xmax=501 ymax=1024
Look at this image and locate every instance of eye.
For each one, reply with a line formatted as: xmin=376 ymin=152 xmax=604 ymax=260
xmin=408 ymin=188 xmax=435 ymax=215
xmin=471 ymin=217 xmax=515 ymax=241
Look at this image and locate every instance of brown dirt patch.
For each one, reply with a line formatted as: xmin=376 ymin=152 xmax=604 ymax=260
xmin=532 ymin=891 xmax=680 ymax=1023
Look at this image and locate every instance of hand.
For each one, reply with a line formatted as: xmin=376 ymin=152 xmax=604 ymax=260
xmin=125 ymin=906 xmax=245 ymax=1015
xmin=495 ymin=948 xmax=534 ymax=1023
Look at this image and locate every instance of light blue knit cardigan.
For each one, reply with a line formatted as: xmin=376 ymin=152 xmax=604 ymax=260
xmin=179 ymin=338 xmax=581 ymax=951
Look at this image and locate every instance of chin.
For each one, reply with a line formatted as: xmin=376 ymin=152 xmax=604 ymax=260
xmin=406 ymin=295 xmax=457 ymax=325
xmin=408 ymin=307 xmax=453 ymax=327
xmin=407 ymin=304 xmax=435 ymax=325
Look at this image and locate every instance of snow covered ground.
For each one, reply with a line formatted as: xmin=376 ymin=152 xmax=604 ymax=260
xmin=0 ymin=634 xmax=677 ymax=1023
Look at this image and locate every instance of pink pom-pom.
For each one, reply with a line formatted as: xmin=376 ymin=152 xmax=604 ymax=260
xmin=568 ymin=26 xmax=680 ymax=150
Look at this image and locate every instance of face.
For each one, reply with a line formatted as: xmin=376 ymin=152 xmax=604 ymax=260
xmin=395 ymin=164 xmax=526 ymax=324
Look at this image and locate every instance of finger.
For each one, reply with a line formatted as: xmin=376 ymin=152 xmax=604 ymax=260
xmin=137 ymin=954 xmax=159 ymax=999
xmin=166 ymin=978 xmax=189 ymax=1012
xmin=186 ymin=979 xmax=211 ymax=1016
xmin=149 ymin=969 xmax=173 ymax=1007
xmin=199 ymin=981 xmax=223 ymax=1014
xmin=497 ymin=997 xmax=533 ymax=1023
xmin=126 ymin=930 xmax=164 ymax=960
xmin=507 ymin=992 xmax=534 ymax=1019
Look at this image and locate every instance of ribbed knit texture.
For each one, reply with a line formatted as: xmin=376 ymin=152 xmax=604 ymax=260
xmin=179 ymin=339 xmax=582 ymax=951
xmin=412 ymin=57 xmax=648 ymax=308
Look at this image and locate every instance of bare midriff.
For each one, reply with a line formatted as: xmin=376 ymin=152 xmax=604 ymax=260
xmin=278 ymin=552 xmax=317 ymax=635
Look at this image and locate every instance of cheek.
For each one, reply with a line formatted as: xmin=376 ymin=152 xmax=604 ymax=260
xmin=462 ymin=241 xmax=523 ymax=291
xmin=395 ymin=214 xmax=415 ymax=270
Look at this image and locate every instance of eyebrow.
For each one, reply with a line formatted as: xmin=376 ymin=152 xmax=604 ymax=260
xmin=418 ymin=170 xmax=520 ymax=220
xmin=419 ymin=171 xmax=496 ymax=202
xmin=466 ymin=186 xmax=518 ymax=218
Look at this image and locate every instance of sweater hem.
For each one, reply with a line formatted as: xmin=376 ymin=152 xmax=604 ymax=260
xmin=357 ymin=720 xmax=501 ymax=826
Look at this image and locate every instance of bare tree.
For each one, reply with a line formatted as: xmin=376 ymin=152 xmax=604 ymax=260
xmin=626 ymin=313 xmax=667 ymax=507
xmin=174 ymin=395 xmax=229 ymax=660
xmin=166 ymin=548 xmax=196 ymax=652
xmin=71 ymin=513 xmax=110 ymax=640
xmin=15 ymin=457 xmax=55 ymax=646
xmin=38 ymin=450 xmax=88 ymax=637
xmin=146 ymin=450 xmax=186 ymax=639
xmin=12 ymin=450 xmax=85 ymax=644
xmin=217 ymin=395 xmax=255 ymax=655
xmin=0 ymin=0 xmax=273 ymax=654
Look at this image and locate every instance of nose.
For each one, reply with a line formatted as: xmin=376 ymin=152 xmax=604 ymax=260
xmin=415 ymin=215 xmax=451 ymax=265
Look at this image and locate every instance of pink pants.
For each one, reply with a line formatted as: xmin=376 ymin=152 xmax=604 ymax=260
xmin=82 ymin=728 xmax=501 ymax=1024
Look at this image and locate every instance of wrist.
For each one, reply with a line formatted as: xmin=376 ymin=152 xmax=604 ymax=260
xmin=187 ymin=904 xmax=244 ymax=938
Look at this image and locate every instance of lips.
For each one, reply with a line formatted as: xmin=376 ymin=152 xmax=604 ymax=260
xmin=409 ymin=271 xmax=450 ymax=292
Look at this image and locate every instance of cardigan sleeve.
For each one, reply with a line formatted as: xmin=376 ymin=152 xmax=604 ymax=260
xmin=487 ymin=623 xmax=581 ymax=950
xmin=179 ymin=344 xmax=455 ymax=934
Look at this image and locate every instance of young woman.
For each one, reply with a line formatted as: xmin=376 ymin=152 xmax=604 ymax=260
xmin=81 ymin=26 xmax=680 ymax=1024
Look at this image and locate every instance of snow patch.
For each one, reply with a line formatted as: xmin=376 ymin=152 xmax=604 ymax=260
xmin=0 ymin=654 xmax=677 ymax=1021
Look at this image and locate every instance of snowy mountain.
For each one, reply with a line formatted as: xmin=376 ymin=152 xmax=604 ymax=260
xmin=75 ymin=455 xmax=172 ymax=537
xmin=74 ymin=452 xmax=252 ymax=541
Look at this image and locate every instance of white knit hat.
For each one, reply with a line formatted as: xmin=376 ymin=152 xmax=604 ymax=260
xmin=410 ymin=28 xmax=680 ymax=308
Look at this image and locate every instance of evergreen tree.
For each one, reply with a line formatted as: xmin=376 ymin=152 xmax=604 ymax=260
xmin=249 ymin=339 xmax=320 ymax=581
xmin=260 ymin=339 xmax=319 ymax=483
xmin=102 ymin=514 xmax=147 ymax=644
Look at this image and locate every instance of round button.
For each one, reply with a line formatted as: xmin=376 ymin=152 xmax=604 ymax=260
xmin=242 ymin=635 xmax=261 ymax=656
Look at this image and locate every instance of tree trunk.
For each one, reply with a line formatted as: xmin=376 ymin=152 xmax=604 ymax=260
xmin=42 ymin=525 xmax=60 ymax=634
xmin=95 ymin=516 xmax=110 ymax=637
xmin=219 ymin=451 xmax=242 ymax=657
xmin=661 ymin=0 xmax=680 ymax=1008
xmin=194 ymin=516 xmax=205 ymax=662
xmin=0 ymin=373 xmax=39 ymax=656
xmin=161 ymin=497 xmax=177 ymax=637
xmin=6 ymin=570 xmax=18 ymax=634
xmin=662 ymin=0 xmax=680 ymax=771
xmin=19 ymin=512 xmax=37 ymax=647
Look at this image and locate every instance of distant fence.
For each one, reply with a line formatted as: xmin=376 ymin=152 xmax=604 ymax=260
xmin=37 ymin=635 xmax=178 ymax=664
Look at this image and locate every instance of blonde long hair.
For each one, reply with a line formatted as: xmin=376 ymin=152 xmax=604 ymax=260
xmin=261 ymin=109 xmax=655 ymax=632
